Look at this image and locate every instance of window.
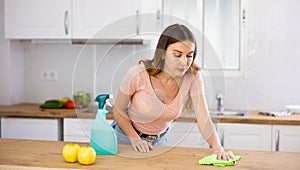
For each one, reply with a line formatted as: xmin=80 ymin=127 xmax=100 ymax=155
xmin=163 ymin=0 xmax=247 ymax=77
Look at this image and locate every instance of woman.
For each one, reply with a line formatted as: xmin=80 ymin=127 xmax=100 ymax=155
xmin=113 ymin=24 xmax=231 ymax=160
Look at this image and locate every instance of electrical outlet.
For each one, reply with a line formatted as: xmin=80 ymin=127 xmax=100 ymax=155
xmin=40 ymin=71 xmax=58 ymax=81
xmin=49 ymin=71 xmax=58 ymax=80
xmin=41 ymin=71 xmax=48 ymax=80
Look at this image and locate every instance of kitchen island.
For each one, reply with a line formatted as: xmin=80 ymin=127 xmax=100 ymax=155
xmin=0 ymin=138 xmax=299 ymax=170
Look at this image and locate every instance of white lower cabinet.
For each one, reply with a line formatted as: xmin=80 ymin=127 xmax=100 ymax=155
xmin=166 ymin=122 xmax=209 ymax=148
xmin=65 ymin=119 xmax=209 ymax=147
xmin=64 ymin=118 xmax=93 ymax=142
xmin=272 ymin=125 xmax=300 ymax=152
xmin=216 ymin=123 xmax=272 ymax=151
xmin=1 ymin=117 xmax=62 ymax=141
xmin=63 ymin=118 xmax=113 ymax=142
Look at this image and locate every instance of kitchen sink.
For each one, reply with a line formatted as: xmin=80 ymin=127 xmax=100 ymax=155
xmin=209 ymin=110 xmax=248 ymax=117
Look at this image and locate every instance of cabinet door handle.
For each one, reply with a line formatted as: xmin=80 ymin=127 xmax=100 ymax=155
xmin=136 ymin=10 xmax=140 ymax=35
xmin=64 ymin=11 xmax=69 ymax=35
xmin=275 ymin=129 xmax=280 ymax=151
xmin=156 ymin=10 xmax=160 ymax=20
xmin=242 ymin=9 xmax=246 ymax=26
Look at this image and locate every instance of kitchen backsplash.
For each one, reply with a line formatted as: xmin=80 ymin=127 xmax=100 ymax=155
xmin=23 ymin=42 xmax=150 ymax=106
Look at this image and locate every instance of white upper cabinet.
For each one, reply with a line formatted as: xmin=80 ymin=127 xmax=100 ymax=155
xmin=5 ymin=0 xmax=162 ymax=40
xmin=73 ymin=0 xmax=163 ymax=39
xmin=138 ymin=0 xmax=163 ymax=35
xmin=5 ymin=0 xmax=72 ymax=39
xmin=73 ymin=0 xmax=136 ymax=39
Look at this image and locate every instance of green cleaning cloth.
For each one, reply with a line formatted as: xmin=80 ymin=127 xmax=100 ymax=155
xmin=198 ymin=151 xmax=242 ymax=167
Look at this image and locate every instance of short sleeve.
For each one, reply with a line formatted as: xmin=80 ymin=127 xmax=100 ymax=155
xmin=189 ymin=72 xmax=205 ymax=96
xmin=119 ymin=64 xmax=144 ymax=96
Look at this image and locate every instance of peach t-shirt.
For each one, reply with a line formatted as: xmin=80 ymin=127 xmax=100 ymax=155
xmin=120 ymin=63 xmax=204 ymax=135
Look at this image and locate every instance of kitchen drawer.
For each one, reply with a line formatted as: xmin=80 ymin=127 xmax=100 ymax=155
xmin=272 ymin=125 xmax=300 ymax=152
xmin=167 ymin=122 xmax=209 ymax=148
xmin=1 ymin=117 xmax=61 ymax=141
xmin=63 ymin=118 xmax=114 ymax=142
xmin=217 ymin=123 xmax=272 ymax=151
xmin=168 ymin=121 xmax=197 ymax=133
xmin=64 ymin=118 xmax=93 ymax=136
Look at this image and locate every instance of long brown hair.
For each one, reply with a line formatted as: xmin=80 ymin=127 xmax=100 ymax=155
xmin=140 ymin=24 xmax=201 ymax=75
xmin=140 ymin=24 xmax=201 ymax=113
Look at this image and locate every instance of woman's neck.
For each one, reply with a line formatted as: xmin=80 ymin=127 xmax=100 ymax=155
xmin=158 ymin=71 xmax=173 ymax=81
xmin=157 ymin=71 xmax=182 ymax=85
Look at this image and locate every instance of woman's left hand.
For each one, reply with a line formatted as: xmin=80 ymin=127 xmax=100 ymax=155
xmin=212 ymin=145 xmax=233 ymax=161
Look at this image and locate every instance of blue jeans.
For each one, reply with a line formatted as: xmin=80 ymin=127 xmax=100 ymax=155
xmin=111 ymin=120 xmax=167 ymax=146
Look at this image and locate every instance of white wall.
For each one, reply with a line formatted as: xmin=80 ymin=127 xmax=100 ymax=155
xmin=224 ymin=0 xmax=300 ymax=110
xmin=1 ymin=0 xmax=300 ymax=110
xmin=0 ymin=0 xmax=11 ymax=104
xmin=0 ymin=0 xmax=24 ymax=105
xmin=23 ymin=43 xmax=149 ymax=104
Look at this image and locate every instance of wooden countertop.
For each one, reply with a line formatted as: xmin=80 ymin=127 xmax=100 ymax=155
xmin=0 ymin=103 xmax=103 ymax=119
xmin=178 ymin=111 xmax=300 ymax=125
xmin=1 ymin=103 xmax=300 ymax=125
xmin=0 ymin=138 xmax=299 ymax=170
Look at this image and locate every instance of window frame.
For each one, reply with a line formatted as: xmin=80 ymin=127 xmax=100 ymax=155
xmin=200 ymin=0 xmax=247 ymax=78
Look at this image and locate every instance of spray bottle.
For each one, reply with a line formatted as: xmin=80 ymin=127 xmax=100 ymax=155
xmin=90 ymin=94 xmax=117 ymax=155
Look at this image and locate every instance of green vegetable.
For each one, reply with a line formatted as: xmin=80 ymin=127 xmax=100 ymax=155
xmin=73 ymin=91 xmax=91 ymax=108
xmin=40 ymin=100 xmax=64 ymax=109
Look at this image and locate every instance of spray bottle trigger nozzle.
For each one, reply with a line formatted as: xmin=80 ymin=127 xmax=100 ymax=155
xmin=105 ymin=99 xmax=112 ymax=107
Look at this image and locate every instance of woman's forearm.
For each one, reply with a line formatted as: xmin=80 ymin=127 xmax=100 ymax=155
xmin=205 ymin=129 xmax=222 ymax=149
xmin=196 ymin=115 xmax=222 ymax=149
xmin=192 ymin=95 xmax=223 ymax=149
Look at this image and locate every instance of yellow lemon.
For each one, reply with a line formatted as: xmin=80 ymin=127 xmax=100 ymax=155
xmin=62 ymin=143 xmax=80 ymax=163
xmin=61 ymin=97 xmax=70 ymax=104
xmin=77 ymin=146 xmax=96 ymax=165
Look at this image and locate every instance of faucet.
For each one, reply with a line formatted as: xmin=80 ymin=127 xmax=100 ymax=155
xmin=216 ymin=92 xmax=224 ymax=114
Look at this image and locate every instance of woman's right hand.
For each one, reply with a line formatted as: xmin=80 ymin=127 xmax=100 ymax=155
xmin=130 ymin=138 xmax=153 ymax=153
